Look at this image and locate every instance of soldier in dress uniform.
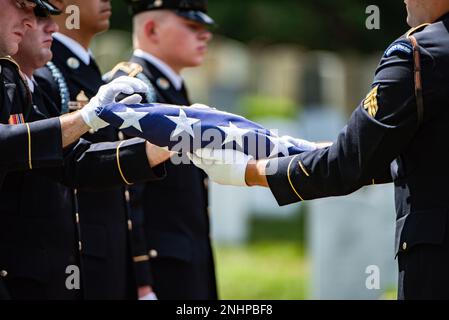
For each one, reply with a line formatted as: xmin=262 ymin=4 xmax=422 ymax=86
xmin=0 ymin=6 xmax=169 ymax=300
xmin=34 ymin=0 xmax=159 ymax=299
xmin=191 ymin=0 xmax=449 ymax=300
xmin=104 ymin=0 xmax=217 ymax=300
xmin=0 ymin=0 xmax=63 ymax=299
xmin=0 ymin=0 xmax=157 ymax=300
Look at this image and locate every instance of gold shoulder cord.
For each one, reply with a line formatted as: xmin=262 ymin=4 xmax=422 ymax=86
xmin=406 ymin=23 xmax=430 ymax=126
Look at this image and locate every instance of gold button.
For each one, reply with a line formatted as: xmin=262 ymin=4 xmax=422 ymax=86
xmin=127 ymin=219 xmax=133 ymax=231
xmin=0 ymin=270 xmax=8 ymax=278
xmin=89 ymin=129 xmax=95 ymax=135
xmin=78 ymin=241 xmax=83 ymax=251
xmin=149 ymin=249 xmax=158 ymax=258
xmin=402 ymin=242 xmax=407 ymax=251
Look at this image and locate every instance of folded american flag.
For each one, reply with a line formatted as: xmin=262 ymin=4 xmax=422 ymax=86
xmin=97 ymin=103 xmax=315 ymax=160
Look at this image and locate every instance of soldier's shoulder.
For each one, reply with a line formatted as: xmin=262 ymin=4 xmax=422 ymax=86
xmin=0 ymin=56 xmax=19 ymax=68
xmin=0 ymin=56 xmax=21 ymax=83
xmin=103 ymin=61 xmax=144 ymax=82
xmin=382 ymin=23 xmax=436 ymax=60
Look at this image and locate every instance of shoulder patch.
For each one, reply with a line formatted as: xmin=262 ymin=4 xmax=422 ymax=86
xmin=384 ymin=40 xmax=413 ymax=58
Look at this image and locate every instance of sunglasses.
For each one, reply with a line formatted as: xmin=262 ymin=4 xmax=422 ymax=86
xmin=14 ymin=0 xmax=37 ymax=10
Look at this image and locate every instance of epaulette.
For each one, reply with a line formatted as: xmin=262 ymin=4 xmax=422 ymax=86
xmin=105 ymin=61 xmax=157 ymax=103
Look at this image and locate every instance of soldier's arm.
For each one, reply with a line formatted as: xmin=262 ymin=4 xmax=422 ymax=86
xmin=0 ymin=119 xmax=64 ymax=171
xmin=253 ymin=37 xmax=443 ymax=205
xmin=43 ymin=137 xmax=168 ymax=190
xmin=59 ymin=111 xmax=91 ymax=147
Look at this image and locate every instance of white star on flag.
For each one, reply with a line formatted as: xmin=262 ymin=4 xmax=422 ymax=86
xmin=165 ymin=109 xmax=200 ymax=138
xmin=267 ymin=135 xmax=291 ymax=158
xmin=218 ymin=122 xmax=251 ymax=148
xmin=114 ymin=107 xmax=148 ymax=132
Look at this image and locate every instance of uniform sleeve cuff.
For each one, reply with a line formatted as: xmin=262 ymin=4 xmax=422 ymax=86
xmin=266 ymin=155 xmax=305 ymax=206
xmin=28 ymin=118 xmax=64 ymax=168
xmin=117 ymin=138 xmax=167 ymax=184
xmin=134 ymin=260 xmax=154 ymax=287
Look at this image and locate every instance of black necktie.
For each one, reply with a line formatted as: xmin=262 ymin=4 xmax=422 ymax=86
xmin=180 ymin=82 xmax=191 ymax=105
xmin=88 ymin=58 xmax=102 ymax=77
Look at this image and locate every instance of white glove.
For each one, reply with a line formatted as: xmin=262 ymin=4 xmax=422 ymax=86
xmin=190 ymin=103 xmax=213 ymax=110
xmin=139 ymin=292 xmax=158 ymax=301
xmin=118 ymin=93 xmax=143 ymax=105
xmin=189 ymin=149 xmax=253 ymax=187
xmin=279 ymin=135 xmax=318 ymax=152
xmin=80 ymin=76 xmax=148 ymax=131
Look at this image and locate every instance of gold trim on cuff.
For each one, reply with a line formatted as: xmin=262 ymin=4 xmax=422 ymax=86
xmin=298 ymin=160 xmax=310 ymax=177
xmin=287 ymin=155 xmax=304 ymax=201
xmin=116 ymin=141 xmax=133 ymax=185
xmin=25 ymin=123 xmax=32 ymax=170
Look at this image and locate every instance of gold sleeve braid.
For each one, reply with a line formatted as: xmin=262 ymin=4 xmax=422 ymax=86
xmin=116 ymin=141 xmax=133 ymax=185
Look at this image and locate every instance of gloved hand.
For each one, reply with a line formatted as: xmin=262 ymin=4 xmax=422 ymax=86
xmin=118 ymin=94 xmax=143 ymax=105
xmin=80 ymin=76 xmax=148 ymax=131
xmin=190 ymin=103 xmax=213 ymax=110
xmin=279 ymin=135 xmax=318 ymax=152
xmin=188 ymin=149 xmax=253 ymax=187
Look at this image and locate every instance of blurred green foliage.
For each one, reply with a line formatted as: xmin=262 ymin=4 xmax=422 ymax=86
xmin=249 ymin=209 xmax=307 ymax=245
xmin=111 ymin=0 xmax=408 ymax=52
xmin=240 ymin=95 xmax=299 ymax=120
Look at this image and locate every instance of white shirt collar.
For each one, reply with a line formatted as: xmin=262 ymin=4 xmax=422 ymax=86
xmin=53 ymin=33 xmax=92 ymax=65
xmin=133 ymin=49 xmax=183 ymax=91
xmin=25 ymin=75 xmax=35 ymax=93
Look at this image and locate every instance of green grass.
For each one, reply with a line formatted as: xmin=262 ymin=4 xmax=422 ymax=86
xmin=215 ymin=241 xmax=310 ymax=300
xmin=213 ymin=209 xmax=399 ymax=300
xmin=214 ymin=210 xmax=309 ymax=300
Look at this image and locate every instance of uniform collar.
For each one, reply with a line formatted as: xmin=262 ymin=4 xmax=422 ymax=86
xmin=53 ymin=33 xmax=93 ymax=66
xmin=133 ymin=49 xmax=183 ymax=91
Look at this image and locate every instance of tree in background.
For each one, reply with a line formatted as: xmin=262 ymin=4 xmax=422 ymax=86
xmin=110 ymin=0 xmax=407 ymax=52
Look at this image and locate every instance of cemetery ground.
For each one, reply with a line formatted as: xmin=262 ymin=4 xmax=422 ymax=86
xmin=214 ymin=211 xmax=397 ymax=300
xmin=214 ymin=211 xmax=310 ymax=300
